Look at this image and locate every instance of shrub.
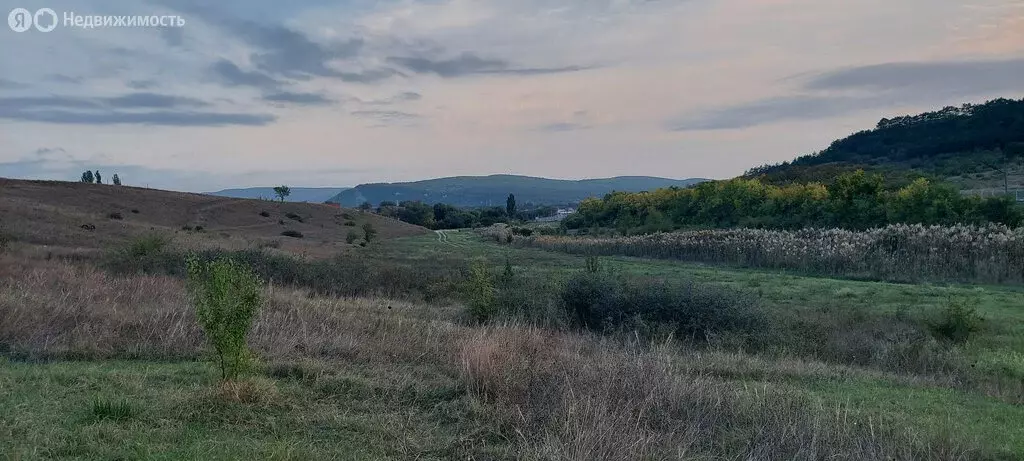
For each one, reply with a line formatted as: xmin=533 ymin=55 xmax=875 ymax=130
xmin=108 ymin=212 xmax=124 ymax=220
xmin=186 ymin=256 xmax=264 ymax=381
xmin=0 ymin=231 xmax=9 ymax=253
xmin=182 ymin=226 xmax=193 ymax=231
xmin=344 ymin=220 xmax=356 ymax=227
xmin=285 ymin=212 xmax=304 ymax=223
xmin=346 ymin=231 xmax=358 ymax=244
xmin=259 ymin=211 xmax=271 ymax=218
xmin=584 ymin=256 xmax=602 ymax=274
xmin=465 ymin=260 xmax=497 ymax=322
xmin=194 ymin=226 xmax=204 ymax=232
xmin=928 ymin=297 xmax=984 ymax=343
xmin=560 ymin=272 xmax=763 ymax=341
xmin=281 ymin=230 xmax=304 ymax=239
xmin=362 ymin=223 xmax=377 ymax=243
xmin=130 ymin=209 xmax=140 ymax=214
xmin=103 ymin=234 xmax=179 ymax=275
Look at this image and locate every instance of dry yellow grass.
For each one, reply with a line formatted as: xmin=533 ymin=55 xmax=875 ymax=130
xmin=0 ymin=178 xmax=428 ymax=258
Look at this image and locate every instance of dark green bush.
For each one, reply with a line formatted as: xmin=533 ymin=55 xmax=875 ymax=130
xmin=281 ymin=230 xmax=304 ymax=239
xmin=344 ymin=220 xmax=356 ymax=227
xmin=346 ymin=231 xmax=358 ymax=244
xmin=108 ymin=212 xmax=123 ymax=220
xmin=259 ymin=211 xmax=271 ymax=218
xmin=285 ymin=212 xmax=304 ymax=223
xmin=560 ymin=272 xmax=763 ymax=341
xmin=464 ymin=260 xmax=497 ymax=323
xmin=103 ymin=234 xmax=180 ymax=275
xmin=928 ymin=297 xmax=984 ymax=344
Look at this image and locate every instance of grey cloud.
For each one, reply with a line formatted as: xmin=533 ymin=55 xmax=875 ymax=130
xmin=669 ymin=58 xmax=1024 ymax=131
xmin=361 ymin=91 xmax=422 ymax=106
xmin=387 ymin=53 xmax=589 ymax=78
xmin=262 ymin=91 xmax=335 ymax=106
xmin=668 ymin=95 xmax=870 ymax=131
xmin=48 ymin=74 xmax=83 ymax=84
xmin=351 ymin=110 xmax=420 ymax=120
xmin=165 ymin=2 xmax=371 ymax=83
xmin=209 ymin=59 xmax=283 ymax=89
xmin=0 ymin=93 xmax=275 ymax=127
xmin=538 ymin=122 xmax=590 ymax=132
xmin=0 ymin=109 xmax=276 ymax=126
xmin=387 ymin=54 xmax=507 ymax=77
xmin=337 ymin=68 xmax=400 ymax=84
xmin=105 ymin=92 xmax=210 ymax=108
xmin=0 ymin=79 xmax=27 ymax=89
xmin=805 ymin=58 xmax=1024 ymax=96
xmin=351 ymin=110 xmax=421 ymax=127
xmin=0 ymin=94 xmax=208 ymax=110
xmin=126 ymin=80 xmax=158 ymax=90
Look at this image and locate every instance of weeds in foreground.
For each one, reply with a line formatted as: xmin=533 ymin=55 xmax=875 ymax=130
xmin=90 ymin=398 xmax=137 ymax=422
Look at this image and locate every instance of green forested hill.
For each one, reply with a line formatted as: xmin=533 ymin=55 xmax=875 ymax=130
xmin=329 ymin=175 xmax=707 ymax=207
xmin=747 ymin=98 xmax=1024 ymax=190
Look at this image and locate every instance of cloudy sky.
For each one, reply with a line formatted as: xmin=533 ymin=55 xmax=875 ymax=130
xmin=1 ymin=0 xmax=1023 ymax=191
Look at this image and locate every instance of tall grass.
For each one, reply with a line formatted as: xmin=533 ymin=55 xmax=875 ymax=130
xmin=528 ymin=223 xmax=1024 ymax=284
xmin=460 ymin=326 xmax=978 ymax=460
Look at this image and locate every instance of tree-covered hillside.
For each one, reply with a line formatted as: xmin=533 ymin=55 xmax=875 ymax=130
xmin=748 ymin=98 xmax=1024 ymax=189
xmin=329 ymin=175 xmax=707 ymax=207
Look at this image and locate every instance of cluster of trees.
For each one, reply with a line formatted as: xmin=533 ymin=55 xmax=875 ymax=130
xmin=363 ymin=194 xmax=559 ymax=230
xmin=80 ymin=170 xmax=121 ymax=185
xmin=564 ymin=171 xmax=1023 ymax=233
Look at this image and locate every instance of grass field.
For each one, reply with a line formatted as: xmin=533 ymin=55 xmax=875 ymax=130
xmin=2 ymin=198 xmax=1023 ymax=459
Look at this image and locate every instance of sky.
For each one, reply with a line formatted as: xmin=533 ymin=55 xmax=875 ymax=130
xmin=1 ymin=0 xmax=1023 ymax=192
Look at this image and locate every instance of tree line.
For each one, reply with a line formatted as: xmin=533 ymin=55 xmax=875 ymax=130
xmin=80 ymin=170 xmax=121 ymax=185
xmin=563 ymin=170 xmax=1023 ymax=234
xmin=360 ymin=194 xmax=558 ymax=229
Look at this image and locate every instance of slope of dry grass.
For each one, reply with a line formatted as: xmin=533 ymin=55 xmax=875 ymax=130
xmin=0 ymin=178 xmax=427 ymax=258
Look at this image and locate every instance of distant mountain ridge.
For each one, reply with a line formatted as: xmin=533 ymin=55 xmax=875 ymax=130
xmin=208 ymin=187 xmax=348 ymax=203
xmin=329 ymin=175 xmax=708 ymax=207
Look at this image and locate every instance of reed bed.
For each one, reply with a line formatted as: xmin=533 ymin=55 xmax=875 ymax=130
xmin=527 ymin=224 xmax=1024 ymax=284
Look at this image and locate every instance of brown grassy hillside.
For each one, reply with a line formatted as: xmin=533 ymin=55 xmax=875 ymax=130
xmin=0 ymin=178 xmax=428 ymax=257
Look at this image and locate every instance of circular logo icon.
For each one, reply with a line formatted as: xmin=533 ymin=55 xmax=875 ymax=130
xmin=33 ymin=8 xmax=57 ymax=32
xmin=8 ymin=7 xmax=32 ymax=32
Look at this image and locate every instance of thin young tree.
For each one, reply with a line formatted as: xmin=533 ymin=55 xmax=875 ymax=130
xmin=506 ymin=193 xmax=516 ymax=218
xmin=94 ymin=170 xmax=102 ymax=184
xmin=112 ymin=174 xmax=121 ymax=186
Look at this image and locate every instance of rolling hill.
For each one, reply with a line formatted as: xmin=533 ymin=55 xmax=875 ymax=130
xmin=0 ymin=178 xmax=427 ymax=258
xmin=747 ymin=98 xmax=1024 ymax=191
xmin=207 ymin=187 xmax=348 ymax=203
xmin=329 ymin=175 xmax=708 ymax=207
